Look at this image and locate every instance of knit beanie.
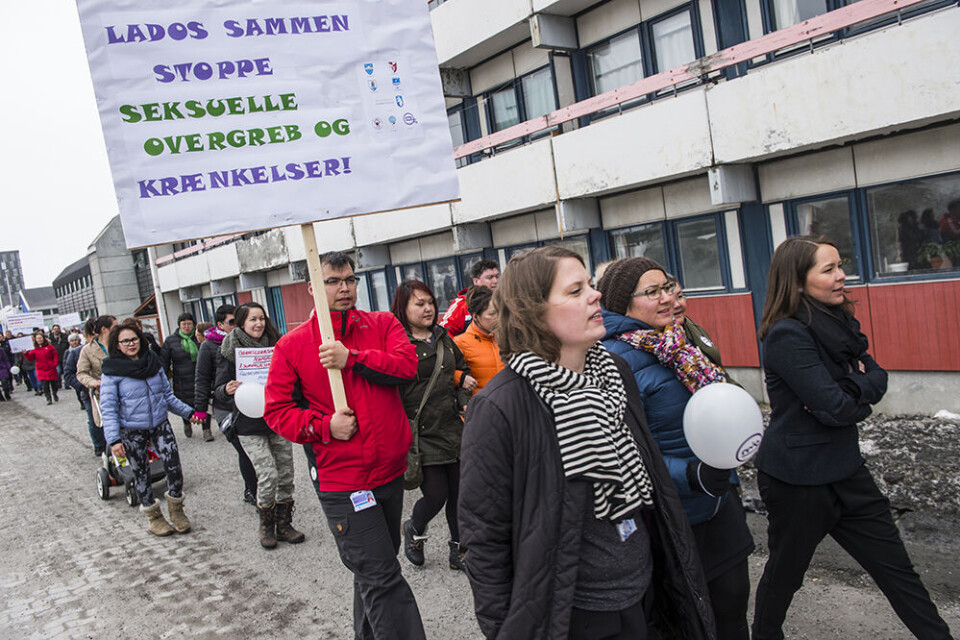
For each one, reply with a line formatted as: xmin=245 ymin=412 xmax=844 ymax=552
xmin=596 ymin=257 xmax=667 ymax=316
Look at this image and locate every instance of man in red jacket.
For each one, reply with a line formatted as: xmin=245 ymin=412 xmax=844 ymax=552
xmin=438 ymin=258 xmax=499 ymax=336
xmin=264 ymin=251 xmax=426 ymax=640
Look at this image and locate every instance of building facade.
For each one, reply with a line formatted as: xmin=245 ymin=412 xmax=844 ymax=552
xmin=0 ymin=250 xmax=25 ymax=310
xmin=151 ymin=0 xmax=960 ymax=414
xmin=53 ymin=257 xmax=98 ymax=322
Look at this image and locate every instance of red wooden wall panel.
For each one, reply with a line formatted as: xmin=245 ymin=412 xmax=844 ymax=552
xmin=865 ymin=280 xmax=960 ymax=371
xmin=236 ymin=291 xmax=252 ymax=305
xmin=842 ymin=286 xmax=874 ymax=347
xmin=280 ymin=283 xmax=314 ymax=331
xmin=684 ymin=293 xmax=760 ymax=367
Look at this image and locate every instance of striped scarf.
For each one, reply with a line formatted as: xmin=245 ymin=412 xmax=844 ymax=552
xmin=509 ymin=345 xmax=654 ymax=521
xmin=618 ymin=321 xmax=726 ymax=394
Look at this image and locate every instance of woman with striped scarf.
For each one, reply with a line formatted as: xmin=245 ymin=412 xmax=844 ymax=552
xmin=459 ymin=246 xmax=715 ymax=640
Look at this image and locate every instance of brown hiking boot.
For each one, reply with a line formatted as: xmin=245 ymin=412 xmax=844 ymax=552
xmin=275 ymin=500 xmax=305 ymax=544
xmin=258 ymin=505 xmax=277 ymax=549
xmin=142 ymin=501 xmax=174 ymax=537
xmin=202 ymin=426 xmax=214 ymax=442
xmin=164 ymin=492 xmax=191 ymax=533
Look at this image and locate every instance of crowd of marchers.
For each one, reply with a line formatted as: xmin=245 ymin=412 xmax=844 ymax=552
xmin=1 ymin=238 xmax=953 ymax=640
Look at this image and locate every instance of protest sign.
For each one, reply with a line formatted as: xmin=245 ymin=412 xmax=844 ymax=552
xmin=8 ymin=337 xmax=35 ymax=354
xmin=6 ymin=313 xmax=45 ymax=334
xmin=58 ymin=312 xmax=83 ymax=328
xmin=235 ymin=347 xmax=274 ymax=385
xmin=76 ymin=0 xmax=460 ymax=249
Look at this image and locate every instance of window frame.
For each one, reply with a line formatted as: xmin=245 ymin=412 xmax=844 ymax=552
xmin=785 ymin=190 xmax=865 ymax=283
xmin=483 ymin=62 xmax=560 ymax=147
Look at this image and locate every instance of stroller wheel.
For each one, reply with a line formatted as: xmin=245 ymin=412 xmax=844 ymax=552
xmin=125 ymin=481 xmax=139 ymax=507
xmin=97 ymin=468 xmax=110 ymax=500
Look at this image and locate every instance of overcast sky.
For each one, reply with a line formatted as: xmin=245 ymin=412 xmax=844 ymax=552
xmin=0 ymin=1 xmax=119 ymax=290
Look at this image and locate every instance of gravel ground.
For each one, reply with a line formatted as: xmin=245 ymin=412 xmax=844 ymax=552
xmin=1 ymin=387 xmax=957 ymax=639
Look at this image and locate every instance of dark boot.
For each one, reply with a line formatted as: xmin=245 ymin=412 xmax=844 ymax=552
xmin=183 ymin=422 xmax=193 ymax=438
xmin=202 ymin=426 xmax=214 ymax=442
xmin=243 ymin=489 xmax=257 ymax=505
xmin=403 ymin=519 xmax=426 ymax=566
xmin=258 ymin=505 xmax=277 ymax=549
xmin=274 ymin=500 xmax=305 ymax=544
xmin=448 ymin=541 xmax=465 ymax=571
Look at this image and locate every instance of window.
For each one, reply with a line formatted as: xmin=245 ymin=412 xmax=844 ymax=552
xmin=675 ymin=217 xmax=724 ymax=290
xmin=486 ymin=66 xmax=558 ymax=136
xmin=266 ymin=287 xmax=286 ymax=334
xmin=426 ymin=257 xmax=459 ymax=313
xmin=489 ymin=85 xmax=520 ymax=132
xmin=400 ymin=264 xmax=423 ymax=283
xmin=502 ymin=237 xmax=592 ymax=275
xmin=769 ymin=0 xmax=828 ymax=29
xmin=650 ymin=11 xmax=696 ymax=73
xmin=458 ymin=253 xmax=483 ymax=287
xmin=793 ymin=195 xmax=861 ymax=279
xmin=369 ymin=270 xmax=391 ymax=311
xmin=355 ymin=275 xmax=372 ymax=312
xmin=609 ymin=222 xmax=668 ymax=264
xmin=866 ymin=173 xmax=960 ymax=277
xmin=448 ymin=108 xmax=468 ymax=169
xmin=588 ymin=30 xmax=644 ymax=95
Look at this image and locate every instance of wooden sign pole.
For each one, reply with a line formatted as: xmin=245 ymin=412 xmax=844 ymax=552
xmin=301 ymin=223 xmax=349 ymax=412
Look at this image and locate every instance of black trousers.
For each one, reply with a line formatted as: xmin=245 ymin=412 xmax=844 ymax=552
xmin=569 ymin=596 xmax=648 ymax=640
xmin=319 ymin=475 xmax=426 ymax=640
xmin=752 ymin=466 xmax=952 ymax=640
xmin=215 ymin=409 xmax=257 ymax=495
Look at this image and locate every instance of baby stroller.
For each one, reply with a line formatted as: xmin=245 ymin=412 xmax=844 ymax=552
xmin=96 ymin=449 xmax=166 ymax=507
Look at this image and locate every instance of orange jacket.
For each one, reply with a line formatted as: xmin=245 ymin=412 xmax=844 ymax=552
xmin=454 ymin=322 xmax=504 ymax=394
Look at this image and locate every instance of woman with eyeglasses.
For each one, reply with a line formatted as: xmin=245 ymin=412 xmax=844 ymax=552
xmin=597 ymin=258 xmax=753 ymax=640
xmin=391 ymin=280 xmax=475 ymax=571
xmin=100 ymin=322 xmax=203 ymax=536
xmin=215 ymin=302 xmax=305 ymax=549
xmin=751 ymin=237 xmax=952 ymax=640
xmin=460 ymin=247 xmax=714 ymax=639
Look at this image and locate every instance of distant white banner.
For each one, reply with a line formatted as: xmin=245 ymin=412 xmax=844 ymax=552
xmin=77 ymin=0 xmax=461 ymax=248
xmin=6 ymin=313 xmax=45 ymax=334
xmin=8 ymin=337 xmax=35 ymax=354
xmin=58 ymin=312 xmax=83 ymax=328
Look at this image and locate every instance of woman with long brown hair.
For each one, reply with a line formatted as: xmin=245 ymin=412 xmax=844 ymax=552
xmin=459 ymin=246 xmax=714 ymax=640
xmin=751 ymin=236 xmax=952 ymax=640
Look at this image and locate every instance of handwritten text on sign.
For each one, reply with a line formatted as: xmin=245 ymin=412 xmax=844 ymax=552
xmin=235 ymin=347 xmax=274 ymax=385
xmin=77 ymin=1 xmax=460 ymax=248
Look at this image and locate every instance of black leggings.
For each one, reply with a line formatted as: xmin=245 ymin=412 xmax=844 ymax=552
xmin=709 ymin=559 xmax=751 ymax=640
xmin=41 ymin=380 xmax=60 ymax=402
xmin=215 ymin=409 xmax=257 ymax=494
xmin=410 ymin=462 xmax=460 ymax=541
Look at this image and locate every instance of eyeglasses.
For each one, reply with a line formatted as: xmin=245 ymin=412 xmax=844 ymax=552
xmin=631 ymin=281 xmax=679 ymax=301
xmin=118 ymin=337 xmax=140 ymax=346
xmin=323 ymin=276 xmax=359 ymax=287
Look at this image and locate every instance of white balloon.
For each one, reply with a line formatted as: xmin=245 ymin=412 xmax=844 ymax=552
xmin=683 ymin=383 xmax=763 ymax=469
xmin=234 ymin=382 xmax=266 ymax=419
xmin=10 ymin=366 xmax=20 ymax=376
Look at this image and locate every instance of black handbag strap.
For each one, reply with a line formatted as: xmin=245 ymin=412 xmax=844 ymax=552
xmin=410 ymin=339 xmax=446 ymax=453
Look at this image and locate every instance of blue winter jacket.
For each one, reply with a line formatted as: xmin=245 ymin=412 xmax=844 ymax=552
xmin=100 ymin=369 xmax=194 ymax=446
xmin=601 ymin=310 xmax=735 ymax=526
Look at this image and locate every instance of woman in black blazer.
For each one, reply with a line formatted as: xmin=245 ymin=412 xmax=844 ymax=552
xmin=751 ymin=236 xmax=952 ymax=640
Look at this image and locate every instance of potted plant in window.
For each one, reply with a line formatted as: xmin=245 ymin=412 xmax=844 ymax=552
xmin=917 ymin=242 xmax=946 ymax=269
xmin=943 ymin=240 xmax=960 ymax=264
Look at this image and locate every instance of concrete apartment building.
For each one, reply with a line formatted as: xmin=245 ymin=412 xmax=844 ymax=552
xmin=149 ymin=0 xmax=960 ymax=414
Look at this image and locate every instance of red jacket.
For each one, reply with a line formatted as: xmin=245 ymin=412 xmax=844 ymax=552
xmin=25 ymin=345 xmax=59 ymax=381
xmin=439 ymin=288 xmax=470 ymax=336
xmin=264 ymin=308 xmax=418 ymax=492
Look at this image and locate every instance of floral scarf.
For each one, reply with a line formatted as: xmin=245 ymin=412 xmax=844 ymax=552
xmin=618 ymin=320 xmax=727 ymax=394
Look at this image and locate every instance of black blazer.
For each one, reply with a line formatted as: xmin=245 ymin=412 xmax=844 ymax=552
xmin=756 ymin=318 xmax=887 ymax=486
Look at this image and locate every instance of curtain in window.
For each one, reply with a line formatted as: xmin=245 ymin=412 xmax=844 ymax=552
xmin=588 ymin=32 xmax=643 ymax=95
xmin=652 ymin=13 xmax=696 ymax=72
xmin=521 ymin=67 xmax=557 ymax=120
xmin=773 ymin=0 xmax=827 ymax=28
xmin=489 ymin=87 xmax=520 ymax=131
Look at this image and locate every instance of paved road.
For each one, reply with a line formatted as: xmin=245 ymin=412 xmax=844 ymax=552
xmin=1 ymin=388 xmax=957 ymax=639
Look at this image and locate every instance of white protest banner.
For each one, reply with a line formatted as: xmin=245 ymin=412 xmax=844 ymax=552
xmin=58 ymin=313 xmax=83 ymax=328
xmin=6 ymin=313 xmax=45 ymax=334
xmin=8 ymin=337 xmax=35 ymax=354
xmin=77 ymin=0 xmax=460 ymax=249
xmin=235 ymin=347 xmax=275 ymax=385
